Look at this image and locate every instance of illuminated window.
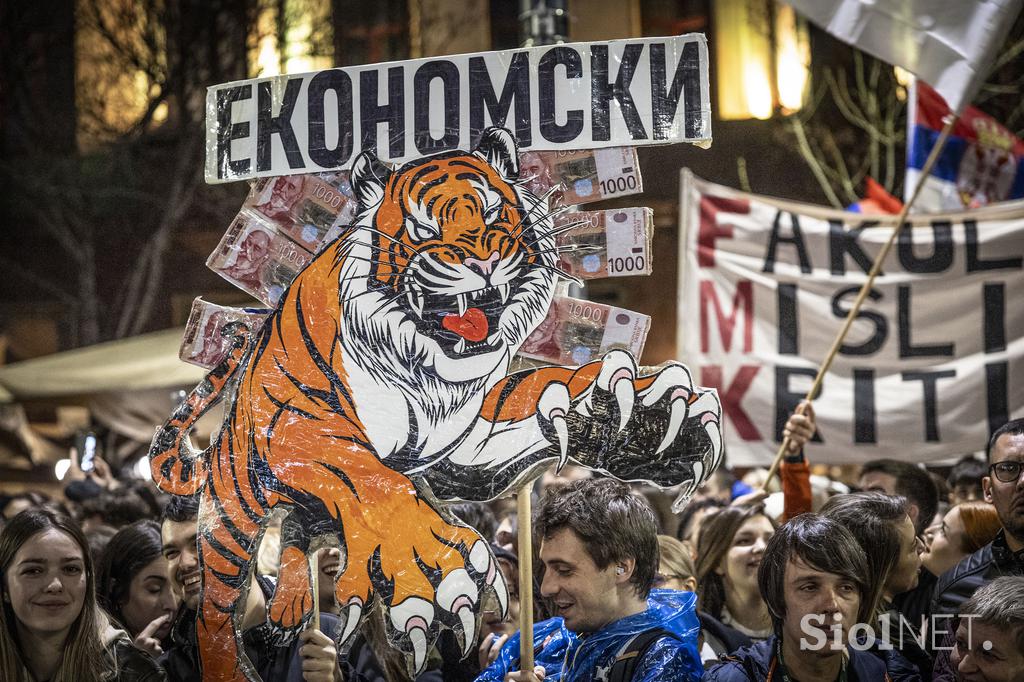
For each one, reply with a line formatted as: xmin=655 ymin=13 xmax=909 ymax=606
xmin=713 ymin=0 xmax=809 ymax=120
xmin=251 ymin=0 xmax=335 ymax=77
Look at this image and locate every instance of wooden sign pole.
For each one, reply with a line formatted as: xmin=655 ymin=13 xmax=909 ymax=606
xmin=517 ymin=484 xmax=535 ymax=673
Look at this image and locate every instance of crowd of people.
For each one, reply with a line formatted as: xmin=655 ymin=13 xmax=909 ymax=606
xmin=0 ymin=410 xmax=1022 ymax=681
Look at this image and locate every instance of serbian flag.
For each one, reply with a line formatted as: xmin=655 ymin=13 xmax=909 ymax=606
xmin=781 ymin=0 xmax=1022 ymax=114
xmin=907 ymin=80 xmax=1024 ymax=212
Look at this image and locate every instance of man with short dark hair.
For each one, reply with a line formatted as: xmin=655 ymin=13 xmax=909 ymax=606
xmin=159 ymin=496 xmax=343 ymax=682
xmin=706 ymin=515 xmax=890 ymax=681
xmin=929 ymin=420 xmax=1024 ymax=680
xmin=477 ymin=478 xmax=702 ymax=681
xmin=947 ymin=456 xmax=988 ymax=505
xmin=949 ymin=576 xmax=1024 ymax=682
xmin=931 ymin=419 xmax=1024 ymax=618
xmin=859 ymin=459 xmax=939 ymax=537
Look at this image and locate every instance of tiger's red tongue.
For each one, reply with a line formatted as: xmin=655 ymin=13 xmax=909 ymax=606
xmin=442 ymin=308 xmax=488 ymax=343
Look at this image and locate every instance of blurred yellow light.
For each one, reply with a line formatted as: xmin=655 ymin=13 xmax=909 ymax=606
xmin=153 ymin=101 xmax=169 ymax=124
xmin=256 ymin=35 xmax=281 ymax=77
xmin=775 ymin=5 xmax=809 ymax=112
xmin=714 ymin=0 xmax=809 ymax=120
xmin=893 ymin=65 xmax=914 ymax=87
xmin=744 ymin=60 xmax=774 ymax=120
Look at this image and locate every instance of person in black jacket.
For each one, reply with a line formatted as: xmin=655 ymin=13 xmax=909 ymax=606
xmin=931 ymin=419 xmax=1024 ymax=619
xmin=158 ymin=496 xmax=342 ymax=682
xmin=930 ymin=420 xmax=1024 ymax=680
xmin=705 ymin=515 xmax=890 ymax=681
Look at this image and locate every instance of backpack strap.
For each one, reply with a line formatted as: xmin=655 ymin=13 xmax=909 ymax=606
xmin=608 ymin=627 xmax=679 ymax=682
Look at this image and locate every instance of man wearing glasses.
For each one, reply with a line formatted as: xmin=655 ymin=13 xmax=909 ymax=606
xmin=931 ymin=418 xmax=1024 ymax=619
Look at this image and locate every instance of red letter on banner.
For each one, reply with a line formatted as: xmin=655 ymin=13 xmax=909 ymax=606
xmin=698 ymin=196 xmax=749 ymax=267
xmin=701 ymin=365 xmax=762 ymax=440
xmin=701 ymin=280 xmax=753 ymax=353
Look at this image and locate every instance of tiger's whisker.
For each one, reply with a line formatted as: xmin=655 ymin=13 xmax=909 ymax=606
xmin=522 ymin=220 xmax=591 ymax=248
xmin=529 ymin=262 xmax=584 ymax=286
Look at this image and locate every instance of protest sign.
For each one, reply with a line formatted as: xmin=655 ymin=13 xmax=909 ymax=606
xmin=153 ymin=127 xmax=721 ymax=681
xmin=205 ymin=34 xmax=710 ymax=183
xmin=679 ymin=169 xmax=1024 ymax=466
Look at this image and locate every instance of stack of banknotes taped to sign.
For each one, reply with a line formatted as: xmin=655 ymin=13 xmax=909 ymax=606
xmin=184 ymin=147 xmax=657 ymax=369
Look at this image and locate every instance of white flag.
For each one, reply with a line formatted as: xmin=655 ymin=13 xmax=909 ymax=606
xmin=781 ymin=0 xmax=1023 ymax=113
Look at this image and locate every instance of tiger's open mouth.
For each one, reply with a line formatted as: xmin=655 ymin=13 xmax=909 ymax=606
xmin=406 ymin=283 xmax=511 ymax=357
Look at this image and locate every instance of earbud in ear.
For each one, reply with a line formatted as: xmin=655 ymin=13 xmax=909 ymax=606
xmin=616 ymin=566 xmax=625 ymax=575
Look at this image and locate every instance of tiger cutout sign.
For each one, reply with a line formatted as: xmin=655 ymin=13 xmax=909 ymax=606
xmin=156 ymin=94 xmax=720 ymax=682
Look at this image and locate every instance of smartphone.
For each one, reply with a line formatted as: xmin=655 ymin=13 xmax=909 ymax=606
xmin=76 ymin=432 xmax=98 ymax=473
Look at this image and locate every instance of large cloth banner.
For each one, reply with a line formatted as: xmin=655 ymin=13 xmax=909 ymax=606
xmin=678 ymin=170 xmax=1024 ymax=466
xmin=205 ymin=34 xmax=711 ymax=183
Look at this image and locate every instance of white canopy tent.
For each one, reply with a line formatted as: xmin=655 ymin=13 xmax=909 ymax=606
xmin=0 ymin=329 xmax=220 ymax=468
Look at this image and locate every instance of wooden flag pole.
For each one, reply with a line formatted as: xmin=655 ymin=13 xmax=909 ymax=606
xmin=310 ymin=551 xmax=321 ymax=632
xmin=762 ymin=112 xmax=960 ymax=490
xmin=517 ymin=484 xmax=535 ymax=673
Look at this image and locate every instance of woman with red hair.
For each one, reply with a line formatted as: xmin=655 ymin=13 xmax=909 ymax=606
xmin=923 ymin=500 xmax=1002 ymax=577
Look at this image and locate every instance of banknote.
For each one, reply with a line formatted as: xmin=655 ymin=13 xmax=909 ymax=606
xmin=179 ymin=298 xmax=271 ymax=369
xmin=243 ymin=171 xmax=357 ymax=252
xmin=516 ymin=296 xmax=651 ymax=366
xmin=518 ymin=147 xmax=643 ymax=207
xmin=553 ymin=207 xmax=654 ymax=279
xmin=207 ymin=212 xmax=313 ymax=306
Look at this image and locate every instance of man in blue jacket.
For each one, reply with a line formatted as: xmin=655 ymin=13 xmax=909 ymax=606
xmin=706 ymin=515 xmax=891 ymax=681
xmin=477 ymin=478 xmax=702 ymax=681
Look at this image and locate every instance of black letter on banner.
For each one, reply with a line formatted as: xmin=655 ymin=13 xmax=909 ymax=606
xmin=763 ymin=211 xmax=812 ymax=274
xmin=902 ymin=370 xmax=956 ymax=441
xmin=898 ymin=285 xmax=954 ymax=358
xmin=965 ymin=220 xmax=1024 ymax=272
xmin=775 ymin=366 xmax=823 ymax=444
xmin=853 ymin=369 xmax=877 ymax=444
xmin=414 ymin=61 xmax=460 ymax=154
xmin=650 ymin=42 xmax=702 ymax=139
xmin=257 ymin=78 xmax=304 ymax=172
xmin=983 ymin=283 xmax=1006 ymax=353
xmin=986 ymin=361 xmax=1009 ymax=438
xmin=832 ymin=286 xmax=887 ymax=356
xmin=590 ymin=44 xmax=646 ymax=141
xmin=829 ymin=220 xmax=877 ymax=276
xmin=360 ymin=67 xmax=406 ymax=157
xmin=538 ymin=47 xmax=584 ymax=143
xmin=469 ymin=53 xmax=531 ymax=145
xmin=777 ymin=284 xmax=799 ymax=355
xmin=217 ymin=85 xmax=252 ymax=178
xmin=898 ymin=220 xmax=953 ymax=273
xmin=307 ymin=70 xmax=353 ymax=168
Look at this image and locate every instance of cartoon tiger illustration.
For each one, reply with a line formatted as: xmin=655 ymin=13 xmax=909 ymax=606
xmin=150 ymin=127 xmax=722 ymax=681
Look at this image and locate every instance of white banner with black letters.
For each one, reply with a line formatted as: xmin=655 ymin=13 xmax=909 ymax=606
xmin=678 ymin=170 xmax=1024 ymax=466
xmin=206 ymin=34 xmax=711 ymax=183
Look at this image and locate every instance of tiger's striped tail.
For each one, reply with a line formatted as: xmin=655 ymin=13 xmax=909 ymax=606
xmin=148 ymin=323 xmax=253 ymax=496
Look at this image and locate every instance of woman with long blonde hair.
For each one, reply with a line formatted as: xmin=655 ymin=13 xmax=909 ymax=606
xmin=0 ymin=508 xmax=164 ymax=681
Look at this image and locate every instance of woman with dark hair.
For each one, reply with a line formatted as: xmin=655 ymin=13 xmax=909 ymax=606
xmin=820 ymin=492 xmax=928 ymax=680
xmin=96 ymin=521 xmax=179 ymax=657
xmin=694 ymin=504 xmax=778 ymax=662
xmin=0 ymin=508 xmax=165 ymax=681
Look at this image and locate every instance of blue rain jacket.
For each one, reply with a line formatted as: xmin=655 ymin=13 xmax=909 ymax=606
xmin=476 ymin=589 xmax=703 ymax=681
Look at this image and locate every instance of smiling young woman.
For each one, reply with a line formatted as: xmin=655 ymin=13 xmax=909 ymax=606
xmin=96 ymin=521 xmax=179 ymax=658
xmin=694 ymin=505 xmax=778 ymax=660
xmin=0 ymin=508 xmax=165 ymax=682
